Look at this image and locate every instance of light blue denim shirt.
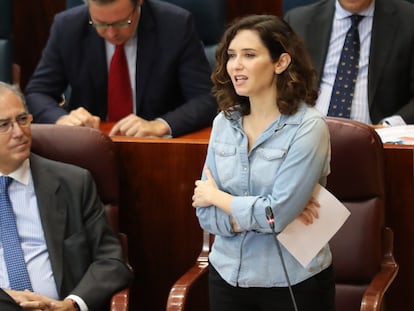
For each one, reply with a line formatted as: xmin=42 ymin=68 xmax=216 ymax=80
xmin=196 ymin=102 xmax=332 ymax=287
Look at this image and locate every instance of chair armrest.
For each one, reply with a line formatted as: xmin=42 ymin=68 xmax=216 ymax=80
xmin=166 ymin=231 xmax=211 ymax=311
xmin=109 ymin=232 xmax=132 ymax=311
xmin=110 ymin=288 xmax=130 ymax=311
xmin=361 ymin=227 xmax=399 ymax=311
xmin=166 ymin=259 xmax=209 ymax=311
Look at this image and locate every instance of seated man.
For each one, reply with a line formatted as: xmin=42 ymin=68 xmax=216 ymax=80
xmin=285 ymin=0 xmax=414 ymax=126
xmin=25 ymin=0 xmax=218 ymax=137
xmin=0 ymin=81 xmax=132 ymax=311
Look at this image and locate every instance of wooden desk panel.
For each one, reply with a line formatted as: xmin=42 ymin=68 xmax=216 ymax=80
xmin=383 ymin=145 xmax=414 ymax=311
xmin=113 ymin=132 xmax=209 ymax=311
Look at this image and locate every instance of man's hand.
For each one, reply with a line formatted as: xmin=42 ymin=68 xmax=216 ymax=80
xmin=56 ymin=107 xmax=100 ymax=129
xmin=5 ymin=289 xmax=35 ymax=306
xmin=109 ymin=114 xmax=170 ymax=137
xmin=5 ymin=290 xmax=77 ymax=311
xmin=46 ymin=299 xmax=78 ymax=311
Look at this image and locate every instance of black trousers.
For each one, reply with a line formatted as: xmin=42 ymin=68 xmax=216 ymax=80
xmin=209 ymin=264 xmax=336 ymax=311
xmin=0 ymin=289 xmax=23 ymax=311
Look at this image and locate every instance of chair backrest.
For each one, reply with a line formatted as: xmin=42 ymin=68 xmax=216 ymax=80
xmin=30 ymin=124 xmax=120 ymax=232
xmin=0 ymin=0 xmax=13 ymax=83
xmin=325 ymin=117 xmax=386 ymax=311
xmin=160 ymin=0 xmax=226 ymax=69
xmin=283 ymin=0 xmax=318 ymax=15
xmin=66 ymin=0 xmax=83 ymax=9
xmin=160 ymin=0 xmax=226 ymax=47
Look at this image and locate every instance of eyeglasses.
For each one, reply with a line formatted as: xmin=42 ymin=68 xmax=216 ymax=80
xmin=89 ymin=4 xmax=137 ymax=30
xmin=0 ymin=113 xmax=32 ymax=135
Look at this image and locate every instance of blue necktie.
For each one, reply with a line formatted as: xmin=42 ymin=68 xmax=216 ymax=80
xmin=328 ymin=15 xmax=364 ymax=118
xmin=0 ymin=176 xmax=33 ymax=291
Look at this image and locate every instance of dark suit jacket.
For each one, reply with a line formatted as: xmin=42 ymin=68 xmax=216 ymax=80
xmin=25 ymin=0 xmax=217 ymax=137
xmin=29 ymin=153 xmax=132 ymax=310
xmin=285 ymin=0 xmax=414 ymax=124
xmin=0 ymin=289 xmax=22 ymax=311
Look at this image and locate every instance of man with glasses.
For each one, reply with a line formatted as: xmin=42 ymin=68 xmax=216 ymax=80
xmin=25 ymin=0 xmax=217 ymax=137
xmin=0 ymin=82 xmax=132 ymax=311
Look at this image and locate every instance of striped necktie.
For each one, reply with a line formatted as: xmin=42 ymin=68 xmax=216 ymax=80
xmin=0 ymin=176 xmax=33 ymax=291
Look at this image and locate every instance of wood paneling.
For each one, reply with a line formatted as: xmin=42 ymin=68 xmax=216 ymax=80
xmin=112 ymin=129 xmax=210 ymax=311
xmin=383 ymin=145 xmax=414 ymax=310
xmin=13 ymin=0 xmax=65 ymax=89
xmin=227 ymin=0 xmax=282 ymax=23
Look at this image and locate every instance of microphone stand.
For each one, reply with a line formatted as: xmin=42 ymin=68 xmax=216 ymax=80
xmin=265 ymin=206 xmax=299 ymax=311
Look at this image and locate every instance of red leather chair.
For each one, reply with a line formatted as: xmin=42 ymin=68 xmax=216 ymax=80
xmin=327 ymin=117 xmax=398 ymax=311
xmin=30 ymin=124 xmax=132 ymax=311
xmin=166 ymin=117 xmax=398 ymax=311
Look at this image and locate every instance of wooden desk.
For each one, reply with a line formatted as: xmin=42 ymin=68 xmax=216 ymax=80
xmin=108 ymin=125 xmax=411 ymax=311
xmin=111 ymin=128 xmax=210 ymax=311
xmin=383 ymin=144 xmax=414 ymax=310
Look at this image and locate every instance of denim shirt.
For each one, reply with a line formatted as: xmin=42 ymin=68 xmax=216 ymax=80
xmin=196 ymin=102 xmax=332 ymax=287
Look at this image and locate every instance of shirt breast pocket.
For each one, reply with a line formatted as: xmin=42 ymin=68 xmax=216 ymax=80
xmin=251 ymin=147 xmax=286 ymax=187
xmin=213 ymin=142 xmax=237 ymax=185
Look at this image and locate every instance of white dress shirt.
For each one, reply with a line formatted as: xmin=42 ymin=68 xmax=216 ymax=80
xmin=316 ymin=0 xmax=374 ymax=124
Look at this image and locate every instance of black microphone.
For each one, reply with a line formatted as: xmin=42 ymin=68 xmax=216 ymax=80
xmin=265 ymin=206 xmax=299 ymax=311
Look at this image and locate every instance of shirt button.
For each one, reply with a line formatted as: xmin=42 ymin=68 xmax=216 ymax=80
xmin=244 ymin=192 xmax=249 ymax=196
xmin=243 ymin=167 xmax=247 ymax=171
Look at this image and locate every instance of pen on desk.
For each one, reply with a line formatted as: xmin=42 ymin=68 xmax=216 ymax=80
xmin=384 ymin=140 xmax=404 ymax=144
xmin=59 ymin=93 xmax=66 ymax=107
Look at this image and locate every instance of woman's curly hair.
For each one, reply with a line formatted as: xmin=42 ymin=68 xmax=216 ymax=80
xmin=212 ymin=15 xmax=318 ymax=118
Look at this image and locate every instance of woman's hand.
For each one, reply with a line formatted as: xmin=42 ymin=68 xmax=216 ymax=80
xmin=192 ymin=167 xmax=218 ymax=208
xmin=297 ymin=196 xmax=320 ymax=225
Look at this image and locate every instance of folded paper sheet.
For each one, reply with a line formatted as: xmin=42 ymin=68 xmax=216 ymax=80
xmin=277 ymin=184 xmax=350 ymax=267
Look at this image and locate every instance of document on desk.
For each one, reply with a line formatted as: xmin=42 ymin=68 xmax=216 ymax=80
xmin=375 ymin=125 xmax=414 ymax=144
xmin=277 ymin=184 xmax=350 ymax=268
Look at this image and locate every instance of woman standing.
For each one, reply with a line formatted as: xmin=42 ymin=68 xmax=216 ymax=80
xmin=192 ymin=15 xmax=335 ymax=311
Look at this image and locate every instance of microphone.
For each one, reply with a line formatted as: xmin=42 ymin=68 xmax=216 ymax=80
xmin=265 ymin=206 xmax=299 ymax=311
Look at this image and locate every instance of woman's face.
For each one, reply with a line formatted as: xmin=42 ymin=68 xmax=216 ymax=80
xmin=226 ymin=29 xmax=277 ymax=99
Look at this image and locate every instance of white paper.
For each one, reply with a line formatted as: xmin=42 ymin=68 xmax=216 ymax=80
xmin=375 ymin=125 xmax=414 ymax=144
xmin=277 ymin=184 xmax=350 ymax=267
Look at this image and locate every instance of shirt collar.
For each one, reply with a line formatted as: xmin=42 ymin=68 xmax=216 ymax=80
xmin=0 ymin=158 xmax=31 ymax=185
xmin=230 ymin=101 xmax=309 ymax=130
xmin=335 ymin=0 xmax=375 ymax=19
xmin=279 ymin=102 xmax=309 ymax=126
